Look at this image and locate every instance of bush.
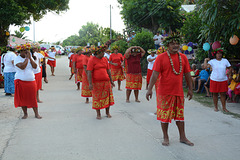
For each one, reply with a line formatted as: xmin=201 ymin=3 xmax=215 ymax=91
xmin=110 ymin=39 xmax=128 ymax=54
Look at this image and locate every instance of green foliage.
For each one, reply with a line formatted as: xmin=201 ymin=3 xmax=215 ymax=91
xmin=195 ymin=47 xmax=208 ymax=62
xmin=118 ymin=0 xmax=184 ymax=33
xmin=0 ymin=0 xmax=69 ymax=46
xmin=180 ymin=11 xmax=202 ymax=43
xmin=62 ymin=22 xmax=122 ymax=47
xmin=110 ymin=40 xmax=128 ymax=54
xmin=14 ymin=30 xmax=27 ymax=39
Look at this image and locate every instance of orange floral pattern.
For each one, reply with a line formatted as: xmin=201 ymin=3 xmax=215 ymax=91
xmin=75 ymin=68 xmax=83 ymax=83
xmin=111 ymin=68 xmax=125 ymax=81
xmin=156 ymin=95 xmax=184 ymax=123
xmin=126 ymin=73 xmax=142 ymax=90
xmin=92 ymin=81 xmax=114 ymax=110
xmin=81 ymin=70 xmax=92 ymax=97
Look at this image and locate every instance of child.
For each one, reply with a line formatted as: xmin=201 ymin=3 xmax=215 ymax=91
xmin=227 ymin=67 xmax=239 ymax=103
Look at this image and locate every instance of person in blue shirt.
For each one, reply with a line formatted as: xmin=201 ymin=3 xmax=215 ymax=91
xmin=195 ymin=64 xmax=209 ymax=93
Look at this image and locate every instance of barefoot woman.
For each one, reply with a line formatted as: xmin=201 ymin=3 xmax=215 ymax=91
xmin=87 ymin=45 xmax=115 ymax=119
xmin=146 ymin=34 xmax=193 ymax=146
xmin=14 ymin=44 xmax=42 ymax=119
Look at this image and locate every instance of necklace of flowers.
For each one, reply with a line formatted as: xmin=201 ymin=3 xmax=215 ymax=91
xmin=167 ymin=50 xmax=182 ymax=75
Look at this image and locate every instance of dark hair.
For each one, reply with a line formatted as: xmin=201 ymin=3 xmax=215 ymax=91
xmin=30 ymin=49 xmax=37 ymax=60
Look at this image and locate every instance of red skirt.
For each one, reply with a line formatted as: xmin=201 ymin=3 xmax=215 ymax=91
xmin=47 ymin=60 xmax=56 ymax=67
xmin=35 ymin=72 xmax=42 ymax=91
xmin=210 ymin=80 xmax=228 ymax=93
xmin=14 ymin=79 xmax=38 ymax=108
xmin=126 ymin=73 xmax=142 ymax=90
xmin=234 ymin=83 xmax=240 ymax=95
xmin=157 ymin=95 xmax=184 ymax=123
xmin=75 ymin=68 xmax=83 ymax=83
xmin=92 ymin=81 xmax=114 ymax=110
xmin=111 ymin=67 xmax=125 ymax=81
xmin=81 ymin=71 xmax=92 ymax=97
xmin=146 ymin=69 xmax=153 ymax=84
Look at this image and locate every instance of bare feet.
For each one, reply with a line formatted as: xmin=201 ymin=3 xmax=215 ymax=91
xmin=106 ymin=114 xmax=112 ymax=118
xmin=126 ymin=100 xmax=130 ymax=103
xmin=162 ymin=138 xmax=169 ymax=146
xmin=180 ymin=138 xmax=194 ymax=146
xmin=22 ymin=115 xmax=28 ymax=119
xmin=85 ymin=98 xmax=89 ymax=104
xmin=35 ymin=115 xmax=42 ymax=119
xmin=37 ymin=100 xmax=43 ymax=103
xmin=214 ymin=108 xmax=219 ymax=112
xmin=118 ymin=89 xmax=122 ymax=91
xmin=135 ymin=99 xmax=140 ymax=103
xmin=223 ymin=108 xmax=229 ymax=112
xmin=96 ymin=115 xmax=101 ymax=120
xmin=51 ymin=74 xmax=55 ymax=76
xmin=40 ymin=89 xmax=44 ymax=91
xmin=154 ymin=112 xmax=157 ymax=115
xmin=44 ymin=79 xmax=48 ymax=83
xmin=76 ymin=88 xmax=80 ymax=90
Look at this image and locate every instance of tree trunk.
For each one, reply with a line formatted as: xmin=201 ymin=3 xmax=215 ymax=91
xmin=0 ymin=26 xmax=9 ymax=47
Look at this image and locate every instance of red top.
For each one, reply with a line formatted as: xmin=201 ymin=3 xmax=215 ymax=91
xmin=82 ymin=55 xmax=91 ymax=76
xmin=153 ymin=52 xmax=191 ymax=97
xmin=69 ymin=54 xmax=76 ymax=67
xmin=87 ymin=56 xmax=110 ymax=82
xmin=126 ymin=54 xmax=141 ymax=74
xmin=109 ymin=53 xmax=123 ymax=69
xmin=72 ymin=54 xmax=84 ymax=69
xmin=191 ymin=69 xmax=199 ymax=76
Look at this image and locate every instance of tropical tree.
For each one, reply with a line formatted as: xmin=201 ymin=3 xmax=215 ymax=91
xmin=0 ymin=0 xmax=69 ymax=46
xmin=14 ymin=30 xmax=27 ymax=39
xmin=198 ymin=0 xmax=240 ymax=59
xmin=117 ymin=0 xmax=184 ymax=33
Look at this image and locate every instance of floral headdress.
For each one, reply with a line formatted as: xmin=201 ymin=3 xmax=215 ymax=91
xmin=91 ymin=45 xmax=107 ymax=55
xmin=76 ymin=47 xmax=83 ymax=53
xmin=111 ymin=45 xmax=119 ymax=51
xmin=131 ymin=47 xmax=141 ymax=53
xmin=162 ymin=32 xmax=182 ymax=46
xmin=147 ymin=49 xmax=157 ymax=54
xmin=41 ymin=47 xmax=46 ymax=51
xmin=211 ymin=48 xmax=226 ymax=57
xmin=156 ymin=46 xmax=166 ymax=55
xmin=16 ymin=43 xmax=31 ymax=51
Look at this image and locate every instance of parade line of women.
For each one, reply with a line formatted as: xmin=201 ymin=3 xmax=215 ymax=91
xmin=3 ymin=33 xmax=236 ymax=146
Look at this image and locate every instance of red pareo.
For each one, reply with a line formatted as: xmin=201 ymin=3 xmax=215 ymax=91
xmin=109 ymin=53 xmax=125 ymax=81
xmin=73 ymin=54 xmax=84 ymax=83
xmin=81 ymin=55 xmax=92 ymax=97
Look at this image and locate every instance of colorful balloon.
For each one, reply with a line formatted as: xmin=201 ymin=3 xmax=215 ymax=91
xmin=229 ymin=35 xmax=239 ymax=45
xmin=203 ymin=43 xmax=210 ymax=51
xmin=182 ymin=45 xmax=188 ymax=51
xmin=6 ymin=31 xmax=10 ymax=36
xmin=25 ymin=26 xmax=30 ymax=31
xmin=20 ymin=27 xmax=25 ymax=32
xmin=212 ymin=41 xmax=221 ymax=50
xmin=188 ymin=46 xmax=192 ymax=52
xmin=12 ymin=38 xmax=16 ymax=42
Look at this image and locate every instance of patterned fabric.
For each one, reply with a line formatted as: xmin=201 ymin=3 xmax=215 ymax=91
xmin=92 ymin=81 xmax=114 ymax=110
xmin=75 ymin=68 xmax=83 ymax=83
xmin=126 ymin=73 xmax=142 ymax=90
xmin=111 ymin=68 xmax=125 ymax=81
xmin=81 ymin=70 xmax=92 ymax=97
xmin=156 ymin=95 xmax=184 ymax=123
xmin=0 ymin=74 xmax=4 ymax=82
xmin=14 ymin=79 xmax=38 ymax=108
xmin=4 ymin=72 xmax=16 ymax=94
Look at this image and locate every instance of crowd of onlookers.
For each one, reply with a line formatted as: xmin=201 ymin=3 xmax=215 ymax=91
xmin=191 ymin=62 xmax=240 ymax=103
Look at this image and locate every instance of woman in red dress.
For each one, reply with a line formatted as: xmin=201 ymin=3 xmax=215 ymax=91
xmin=125 ymin=46 xmax=145 ymax=103
xmin=87 ymin=45 xmax=115 ymax=120
xmin=81 ymin=47 xmax=92 ymax=103
xmin=73 ymin=47 xmax=84 ymax=90
xmin=109 ymin=45 xmax=125 ymax=90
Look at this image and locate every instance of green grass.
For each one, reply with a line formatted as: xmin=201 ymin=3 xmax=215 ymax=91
xmin=183 ymin=88 xmax=240 ymax=119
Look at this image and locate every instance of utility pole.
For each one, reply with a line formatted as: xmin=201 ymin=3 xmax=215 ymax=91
xmin=33 ymin=18 xmax=35 ymax=43
xmin=110 ymin=4 xmax=112 ymax=40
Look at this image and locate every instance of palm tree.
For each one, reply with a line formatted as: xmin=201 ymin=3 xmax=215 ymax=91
xmin=14 ymin=30 xmax=27 ymax=39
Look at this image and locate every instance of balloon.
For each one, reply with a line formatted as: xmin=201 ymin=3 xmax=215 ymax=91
xmin=25 ymin=26 xmax=30 ymax=31
xmin=6 ymin=31 xmax=10 ymax=36
xmin=182 ymin=45 xmax=188 ymax=51
xmin=12 ymin=38 xmax=15 ymax=42
xmin=229 ymin=35 xmax=239 ymax=45
xmin=212 ymin=41 xmax=221 ymax=50
xmin=20 ymin=27 xmax=25 ymax=32
xmin=203 ymin=43 xmax=210 ymax=51
xmin=188 ymin=46 xmax=192 ymax=52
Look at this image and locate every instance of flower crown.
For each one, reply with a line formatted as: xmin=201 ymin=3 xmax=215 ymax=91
xmin=76 ymin=47 xmax=83 ymax=52
xmin=131 ymin=47 xmax=141 ymax=53
xmin=211 ymin=48 xmax=226 ymax=56
xmin=91 ymin=45 xmax=107 ymax=55
xmin=163 ymin=33 xmax=182 ymax=46
xmin=111 ymin=45 xmax=119 ymax=51
xmin=147 ymin=49 xmax=157 ymax=54
xmin=156 ymin=46 xmax=166 ymax=55
xmin=16 ymin=43 xmax=31 ymax=51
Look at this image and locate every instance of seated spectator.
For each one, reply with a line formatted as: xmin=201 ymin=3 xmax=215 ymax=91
xmin=191 ymin=63 xmax=199 ymax=89
xmin=204 ymin=72 xmax=212 ymax=97
xmin=227 ymin=67 xmax=239 ymax=103
xmin=194 ymin=64 xmax=209 ymax=93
